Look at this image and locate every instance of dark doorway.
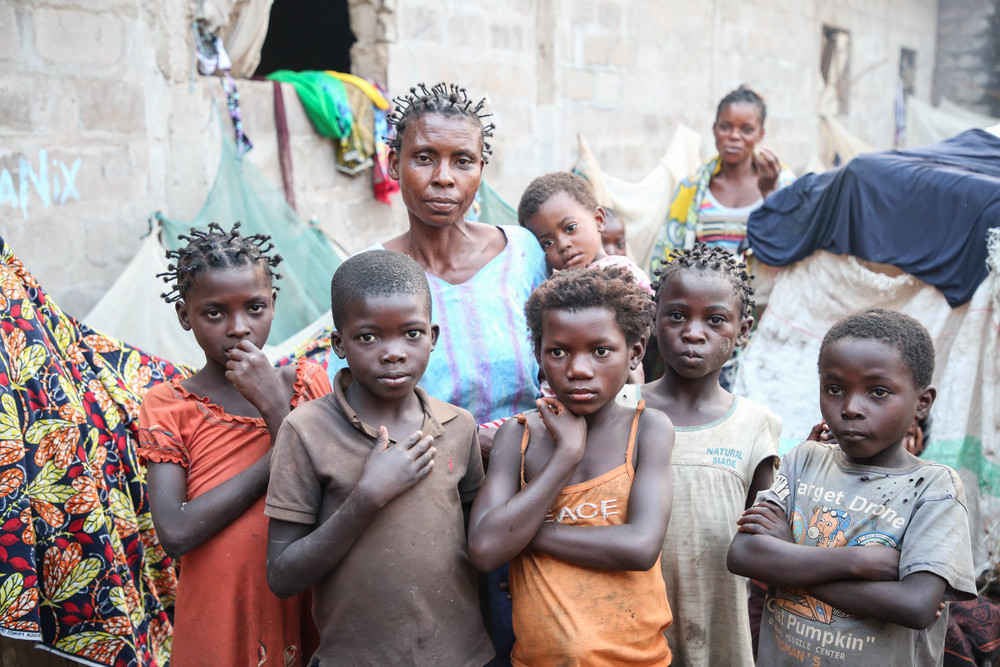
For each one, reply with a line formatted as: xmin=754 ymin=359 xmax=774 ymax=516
xmin=255 ymin=0 xmax=355 ymax=76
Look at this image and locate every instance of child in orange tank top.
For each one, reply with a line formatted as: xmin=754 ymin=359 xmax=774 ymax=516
xmin=469 ymin=267 xmax=676 ymax=666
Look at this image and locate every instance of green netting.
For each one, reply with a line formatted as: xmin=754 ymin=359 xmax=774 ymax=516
xmin=158 ymin=121 xmax=345 ymax=344
xmin=475 ymin=179 xmax=518 ymax=226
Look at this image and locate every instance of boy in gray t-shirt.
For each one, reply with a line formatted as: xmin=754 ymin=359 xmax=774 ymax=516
xmin=728 ymin=309 xmax=976 ymax=666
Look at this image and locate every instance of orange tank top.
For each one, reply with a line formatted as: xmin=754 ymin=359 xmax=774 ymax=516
xmin=509 ymin=401 xmax=673 ymax=666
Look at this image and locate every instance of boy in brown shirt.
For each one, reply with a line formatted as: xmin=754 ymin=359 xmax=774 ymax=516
xmin=264 ymin=250 xmax=493 ymax=666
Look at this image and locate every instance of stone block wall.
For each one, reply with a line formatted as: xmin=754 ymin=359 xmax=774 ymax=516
xmin=386 ymin=0 xmax=939 ymax=209
xmin=1 ymin=0 xmax=940 ymax=319
xmin=934 ymin=0 xmax=1000 ymax=116
xmin=0 ymin=0 xmax=403 ymax=320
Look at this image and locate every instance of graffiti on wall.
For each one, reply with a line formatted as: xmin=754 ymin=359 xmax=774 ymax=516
xmin=0 ymin=150 xmax=82 ymax=219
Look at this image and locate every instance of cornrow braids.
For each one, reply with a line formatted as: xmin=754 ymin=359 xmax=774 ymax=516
xmin=652 ymin=243 xmax=756 ymax=318
xmin=387 ymin=82 xmax=495 ymax=163
xmin=715 ymin=84 xmax=767 ymax=125
xmin=158 ymin=222 xmax=283 ymax=303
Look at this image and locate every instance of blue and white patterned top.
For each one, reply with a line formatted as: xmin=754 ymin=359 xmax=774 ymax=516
xmin=328 ymin=225 xmax=547 ymax=424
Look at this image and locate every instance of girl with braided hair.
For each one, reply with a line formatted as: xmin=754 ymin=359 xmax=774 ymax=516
xmin=138 ymin=223 xmax=329 ymax=665
xmin=641 ymin=243 xmax=781 ymax=666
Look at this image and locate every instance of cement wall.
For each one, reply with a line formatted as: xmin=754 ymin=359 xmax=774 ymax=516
xmin=934 ymin=0 xmax=1000 ymax=116
xmin=0 ymin=0 xmax=940 ymax=320
xmin=386 ymin=0 xmax=939 ymax=204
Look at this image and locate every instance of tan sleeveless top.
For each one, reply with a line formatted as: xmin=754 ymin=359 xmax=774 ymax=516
xmin=509 ymin=401 xmax=673 ymax=666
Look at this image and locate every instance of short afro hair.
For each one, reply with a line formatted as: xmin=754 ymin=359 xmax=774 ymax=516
xmin=525 ymin=266 xmax=655 ymax=354
xmin=819 ymin=308 xmax=935 ymax=388
xmin=330 ymin=250 xmax=432 ymax=331
xmin=653 ymin=243 xmax=756 ymax=319
xmin=517 ymin=172 xmax=599 ymax=226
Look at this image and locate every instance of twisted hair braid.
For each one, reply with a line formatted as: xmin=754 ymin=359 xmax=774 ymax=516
xmin=652 ymin=243 xmax=756 ymax=319
xmin=158 ymin=222 xmax=283 ymax=303
xmin=387 ymin=82 xmax=495 ymax=163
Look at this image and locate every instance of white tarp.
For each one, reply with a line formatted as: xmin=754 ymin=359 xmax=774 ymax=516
xmin=735 ymin=237 xmax=1000 ymax=582
xmin=905 ymin=96 xmax=1000 ymax=149
xmin=84 ymin=220 xmax=286 ymax=368
xmin=84 ymin=225 xmax=205 ymax=367
xmin=573 ymin=125 xmax=703 ymax=273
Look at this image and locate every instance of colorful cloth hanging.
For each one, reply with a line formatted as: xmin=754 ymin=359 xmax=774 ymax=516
xmin=266 ymin=70 xmax=353 ymax=140
xmin=0 ymin=237 xmax=188 ymax=665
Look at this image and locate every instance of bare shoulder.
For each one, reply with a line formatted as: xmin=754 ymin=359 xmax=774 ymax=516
xmin=504 ymin=411 xmax=556 ymax=479
xmin=639 ymin=403 xmax=675 ymax=435
xmin=639 ymin=379 xmax=670 ymax=414
xmin=636 ymin=405 xmax=675 ymax=463
xmin=278 ymin=363 xmax=299 ymax=389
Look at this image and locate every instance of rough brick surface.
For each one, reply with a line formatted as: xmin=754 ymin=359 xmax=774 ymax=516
xmin=1 ymin=0 xmax=985 ymax=320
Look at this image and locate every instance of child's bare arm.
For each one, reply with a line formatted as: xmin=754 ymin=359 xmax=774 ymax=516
xmin=266 ymin=427 xmax=434 ymax=598
xmin=225 ymin=340 xmax=295 ymax=443
xmin=806 ymin=571 xmax=948 ymax=629
xmin=467 ymin=400 xmax=586 ymax=572
xmin=147 ymin=455 xmax=272 ymax=559
xmin=527 ymin=408 xmax=675 ymax=571
xmin=744 ymin=457 xmax=775 ymax=510
xmin=147 ymin=352 xmax=299 ymax=558
xmin=727 ymin=502 xmax=900 ymax=587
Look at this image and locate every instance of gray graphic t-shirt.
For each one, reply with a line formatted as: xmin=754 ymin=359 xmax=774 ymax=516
xmin=756 ymin=440 xmax=976 ymax=667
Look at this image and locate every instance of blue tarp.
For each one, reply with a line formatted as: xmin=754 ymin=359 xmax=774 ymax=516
xmin=748 ymin=129 xmax=1000 ymax=307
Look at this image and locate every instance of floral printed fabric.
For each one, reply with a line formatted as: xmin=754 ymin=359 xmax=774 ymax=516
xmin=0 ymin=236 xmax=188 ymax=665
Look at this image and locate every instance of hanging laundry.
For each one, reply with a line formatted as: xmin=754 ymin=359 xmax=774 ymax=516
xmin=332 ymin=80 xmax=375 ymax=175
xmin=221 ymin=73 xmax=253 ymax=158
xmin=266 ymin=70 xmax=353 ymax=139
xmin=370 ymin=79 xmax=399 ymax=204
xmin=193 ymin=22 xmax=252 ymax=158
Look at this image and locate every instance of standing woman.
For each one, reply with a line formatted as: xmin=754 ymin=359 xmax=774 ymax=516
xmin=328 ymin=82 xmax=546 ymax=444
xmin=326 ymin=83 xmax=547 ymax=663
xmin=649 ymin=85 xmax=795 ymax=272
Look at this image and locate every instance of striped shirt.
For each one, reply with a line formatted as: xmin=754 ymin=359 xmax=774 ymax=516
xmin=328 ymin=225 xmax=547 ymax=424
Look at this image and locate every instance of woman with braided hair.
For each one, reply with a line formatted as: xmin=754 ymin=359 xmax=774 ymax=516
xmin=328 ymin=83 xmax=547 ymax=436
xmin=138 ymin=222 xmax=330 ymax=665
xmin=649 ymin=85 xmax=795 ymax=272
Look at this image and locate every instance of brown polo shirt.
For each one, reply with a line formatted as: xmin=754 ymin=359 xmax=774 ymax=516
xmin=265 ymin=370 xmax=492 ymax=666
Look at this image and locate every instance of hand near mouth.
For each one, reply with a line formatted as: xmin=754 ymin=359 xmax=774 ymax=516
xmin=807 ymin=421 xmax=835 ymax=443
xmin=753 ymin=145 xmax=781 ymax=198
xmin=225 ymin=340 xmax=285 ymax=419
xmin=536 ymin=397 xmax=586 ymax=461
